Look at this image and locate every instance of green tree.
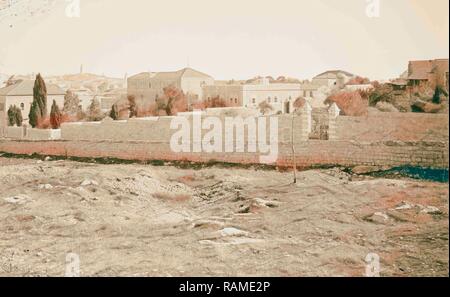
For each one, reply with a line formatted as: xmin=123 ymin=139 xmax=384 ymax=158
xmin=14 ymin=106 xmax=23 ymax=127
xmin=50 ymin=100 xmax=63 ymax=129
xmin=87 ymin=97 xmax=104 ymax=121
xmin=109 ymin=103 xmax=119 ymax=120
xmin=29 ymin=73 xmax=48 ymax=128
xmin=7 ymin=105 xmax=23 ymax=127
xmin=63 ymin=89 xmax=81 ymax=116
xmin=128 ymin=95 xmax=137 ymax=118
xmin=7 ymin=105 xmax=15 ymax=126
xmin=432 ymin=85 xmax=448 ymax=104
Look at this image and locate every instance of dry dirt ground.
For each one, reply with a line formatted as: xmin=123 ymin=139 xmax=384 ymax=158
xmin=0 ymin=157 xmax=448 ymax=276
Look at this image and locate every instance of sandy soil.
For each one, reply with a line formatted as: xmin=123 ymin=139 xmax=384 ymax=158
xmin=0 ymin=157 xmax=448 ymax=276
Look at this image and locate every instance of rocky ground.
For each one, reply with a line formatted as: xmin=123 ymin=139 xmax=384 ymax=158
xmin=0 ymin=157 xmax=448 ymax=276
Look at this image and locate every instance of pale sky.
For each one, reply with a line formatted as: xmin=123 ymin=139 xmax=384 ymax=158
xmin=0 ymin=0 xmax=448 ymax=80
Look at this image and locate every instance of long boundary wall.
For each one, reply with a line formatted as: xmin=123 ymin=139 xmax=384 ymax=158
xmin=0 ymin=109 xmax=448 ymax=169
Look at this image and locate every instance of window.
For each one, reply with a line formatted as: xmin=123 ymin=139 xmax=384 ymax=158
xmin=310 ymin=91 xmax=313 ymax=97
xmin=267 ymin=96 xmax=271 ymax=103
xmin=235 ymin=98 xmax=237 ymax=104
xmin=274 ymin=97 xmax=278 ymax=103
xmin=149 ymin=82 xmax=152 ymax=88
xmin=303 ymin=91 xmax=307 ymax=97
xmin=252 ymin=98 xmax=256 ymax=104
xmin=20 ymin=103 xmax=24 ymax=110
xmin=230 ymin=98 xmax=233 ymax=102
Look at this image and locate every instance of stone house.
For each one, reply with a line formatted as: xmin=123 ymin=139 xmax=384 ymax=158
xmin=127 ymin=67 xmax=214 ymax=108
xmin=0 ymin=80 xmax=65 ymax=128
xmin=407 ymin=59 xmax=449 ymax=90
xmin=311 ymin=70 xmax=355 ymax=88
xmin=202 ymin=78 xmax=302 ymax=114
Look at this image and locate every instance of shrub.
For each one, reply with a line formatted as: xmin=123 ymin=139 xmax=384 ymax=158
xmin=63 ymin=90 xmax=81 ymax=116
xmin=50 ymin=100 xmax=63 ymax=129
xmin=367 ymin=83 xmax=393 ymax=106
xmin=128 ymin=95 xmax=138 ymax=118
xmin=293 ymin=97 xmax=306 ymax=109
xmin=109 ymin=103 xmax=119 ymax=120
xmin=149 ymin=86 xmax=189 ymax=116
xmin=7 ymin=105 xmax=23 ymax=127
xmin=192 ymin=96 xmax=231 ymax=110
xmin=258 ymin=101 xmax=273 ymax=115
xmin=432 ymin=85 xmax=448 ymax=104
xmin=87 ymin=97 xmax=104 ymax=121
xmin=325 ymin=91 xmax=368 ymax=116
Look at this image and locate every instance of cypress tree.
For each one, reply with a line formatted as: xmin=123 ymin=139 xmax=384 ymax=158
xmin=29 ymin=100 xmax=39 ymax=128
xmin=14 ymin=106 xmax=23 ymax=126
xmin=50 ymin=100 xmax=62 ymax=129
xmin=29 ymin=73 xmax=48 ymax=127
xmin=7 ymin=105 xmax=15 ymax=126
xmin=7 ymin=105 xmax=23 ymax=127
xmin=109 ymin=103 xmax=119 ymax=120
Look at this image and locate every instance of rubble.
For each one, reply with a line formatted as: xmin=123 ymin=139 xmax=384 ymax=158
xmin=3 ymin=195 xmax=32 ymax=205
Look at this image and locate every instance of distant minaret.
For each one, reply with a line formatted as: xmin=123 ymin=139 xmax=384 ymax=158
xmin=80 ymin=64 xmax=83 ymax=74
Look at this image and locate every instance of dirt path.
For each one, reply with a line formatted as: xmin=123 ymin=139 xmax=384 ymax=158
xmin=0 ymin=157 xmax=448 ymax=276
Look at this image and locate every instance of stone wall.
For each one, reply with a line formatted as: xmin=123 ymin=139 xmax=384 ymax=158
xmin=0 ymin=110 xmax=448 ymax=169
xmin=334 ymin=112 xmax=449 ymax=142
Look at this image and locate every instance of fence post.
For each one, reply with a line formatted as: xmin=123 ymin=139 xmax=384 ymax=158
xmin=328 ymin=103 xmax=340 ymax=140
xmin=297 ymin=101 xmax=312 ymax=141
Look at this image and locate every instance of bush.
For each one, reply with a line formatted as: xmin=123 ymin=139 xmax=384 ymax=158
xmin=63 ymin=90 xmax=81 ymax=116
xmin=325 ymin=91 xmax=368 ymax=116
xmin=367 ymin=84 xmax=393 ymax=106
xmin=50 ymin=100 xmax=63 ymax=129
xmin=128 ymin=95 xmax=138 ymax=118
xmin=432 ymin=85 xmax=448 ymax=104
xmin=192 ymin=96 xmax=231 ymax=110
xmin=109 ymin=103 xmax=119 ymax=120
xmin=87 ymin=97 xmax=104 ymax=121
xmin=7 ymin=105 xmax=23 ymax=127
xmin=258 ymin=101 xmax=273 ymax=115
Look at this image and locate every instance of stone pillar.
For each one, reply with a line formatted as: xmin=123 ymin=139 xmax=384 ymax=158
xmin=328 ymin=103 xmax=340 ymax=140
xmin=297 ymin=101 xmax=312 ymax=142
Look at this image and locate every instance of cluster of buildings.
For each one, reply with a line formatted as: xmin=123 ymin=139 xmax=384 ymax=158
xmin=0 ymin=58 xmax=448 ymax=128
xmin=388 ymin=59 xmax=449 ymax=91
xmin=127 ymin=67 xmax=358 ymax=114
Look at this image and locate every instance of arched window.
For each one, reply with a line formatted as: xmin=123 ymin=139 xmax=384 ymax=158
xmin=149 ymin=82 xmax=152 ymax=88
xmin=274 ymin=97 xmax=278 ymax=103
xmin=20 ymin=103 xmax=24 ymax=110
xmin=267 ymin=97 xmax=271 ymax=103
xmin=235 ymin=98 xmax=237 ymax=104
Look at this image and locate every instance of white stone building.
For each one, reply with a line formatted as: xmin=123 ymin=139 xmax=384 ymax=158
xmin=311 ymin=70 xmax=355 ymax=88
xmin=202 ymin=78 xmax=302 ymax=114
